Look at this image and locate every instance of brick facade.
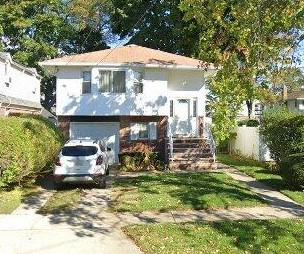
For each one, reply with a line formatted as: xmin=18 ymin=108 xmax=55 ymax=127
xmin=57 ymin=115 xmax=168 ymax=160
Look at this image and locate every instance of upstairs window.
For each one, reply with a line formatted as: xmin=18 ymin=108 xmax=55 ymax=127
xmin=134 ymin=71 xmax=144 ymax=94
xmin=82 ymin=71 xmax=91 ymax=94
xmin=99 ymin=70 xmax=126 ymax=93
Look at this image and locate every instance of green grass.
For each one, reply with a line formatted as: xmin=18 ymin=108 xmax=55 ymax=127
xmin=217 ymin=154 xmax=304 ymax=206
xmin=111 ymin=172 xmax=267 ymax=213
xmin=123 ymin=219 xmax=304 ymax=254
xmin=38 ymin=189 xmax=83 ymax=214
xmin=0 ymin=187 xmax=41 ymax=214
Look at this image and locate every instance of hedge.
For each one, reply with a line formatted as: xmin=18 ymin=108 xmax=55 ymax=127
xmin=119 ymin=152 xmax=165 ymax=172
xmin=260 ymin=107 xmax=304 ymax=189
xmin=0 ymin=116 xmax=64 ymax=188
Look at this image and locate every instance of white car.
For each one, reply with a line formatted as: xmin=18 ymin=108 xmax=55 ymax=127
xmin=54 ymin=139 xmax=110 ymax=188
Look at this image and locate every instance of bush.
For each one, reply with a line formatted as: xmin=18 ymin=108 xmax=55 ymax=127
xmin=237 ymin=119 xmax=260 ymax=127
xmin=0 ymin=116 xmax=64 ymax=188
xmin=260 ymin=107 xmax=304 ymax=162
xmin=260 ymin=107 xmax=304 ymax=188
xmin=119 ymin=152 xmax=165 ymax=172
xmin=280 ymin=155 xmax=304 ymax=189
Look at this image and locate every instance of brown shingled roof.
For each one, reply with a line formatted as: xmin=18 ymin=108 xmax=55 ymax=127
xmin=39 ymin=44 xmax=212 ymax=69
xmin=287 ymin=90 xmax=304 ymax=100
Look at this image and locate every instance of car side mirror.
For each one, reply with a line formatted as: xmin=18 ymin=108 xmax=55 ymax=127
xmin=107 ymin=147 xmax=112 ymax=152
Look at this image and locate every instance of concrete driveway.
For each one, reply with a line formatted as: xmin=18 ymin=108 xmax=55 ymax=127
xmin=0 ymin=183 xmax=142 ymax=254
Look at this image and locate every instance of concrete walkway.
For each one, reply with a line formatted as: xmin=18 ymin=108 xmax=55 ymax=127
xmin=0 ymin=184 xmax=142 ymax=254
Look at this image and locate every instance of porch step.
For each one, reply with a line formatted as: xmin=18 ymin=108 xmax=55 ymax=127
xmin=171 ymin=138 xmax=207 ymax=144
xmin=172 ymin=147 xmax=211 ymax=153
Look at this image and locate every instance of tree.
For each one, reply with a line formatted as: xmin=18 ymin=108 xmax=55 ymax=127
xmin=180 ymin=0 xmax=304 ymax=143
xmin=0 ymin=0 xmax=111 ymax=110
xmin=110 ymin=0 xmax=200 ymax=56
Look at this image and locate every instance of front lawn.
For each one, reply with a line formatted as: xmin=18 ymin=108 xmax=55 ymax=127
xmin=217 ymin=154 xmax=304 ymax=206
xmin=123 ymin=219 xmax=304 ymax=254
xmin=111 ymin=172 xmax=267 ymax=212
xmin=38 ymin=189 xmax=83 ymax=214
xmin=0 ymin=187 xmax=41 ymax=214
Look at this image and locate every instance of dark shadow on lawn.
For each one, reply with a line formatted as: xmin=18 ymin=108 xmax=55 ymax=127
xmin=111 ymin=172 xmax=267 ymax=212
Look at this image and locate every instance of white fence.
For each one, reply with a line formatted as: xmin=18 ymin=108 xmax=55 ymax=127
xmin=229 ymin=126 xmax=272 ymax=161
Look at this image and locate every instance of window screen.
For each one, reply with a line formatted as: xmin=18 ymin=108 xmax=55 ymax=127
xmin=82 ymin=71 xmax=91 ymax=94
xmin=99 ymin=70 xmax=126 ymax=93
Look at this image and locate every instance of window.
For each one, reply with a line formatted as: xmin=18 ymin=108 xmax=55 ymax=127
xmin=170 ymin=100 xmax=174 ymax=117
xmin=138 ymin=124 xmax=149 ymax=139
xmin=99 ymin=70 xmax=126 ymax=93
xmin=82 ymin=71 xmax=91 ymax=94
xmin=62 ymin=146 xmax=97 ymax=157
xmin=134 ymin=71 xmax=144 ymax=94
xmin=130 ymin=122 xmax=157 ymax=140
xmin=193 ymin=99 xmax=197 ymax=117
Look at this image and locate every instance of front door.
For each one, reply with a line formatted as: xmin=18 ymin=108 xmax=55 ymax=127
xmin=173 ymin=99 xmax=191 ymax=136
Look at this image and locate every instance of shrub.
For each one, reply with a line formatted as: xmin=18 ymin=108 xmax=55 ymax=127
xmin=260 ymin=107 xmax=304 ymax=188
xmin=119 ymin=152 xmax=165 ymax=172
xmin=237 ymin=119 xmax=260 ymax=127
xmin=280 ymin=154 xmax=304 ymax=189
xmin=0 ymin=116 xmax=64 ymax=188
xmin=260 ymin=107 xmax=304 ymax=162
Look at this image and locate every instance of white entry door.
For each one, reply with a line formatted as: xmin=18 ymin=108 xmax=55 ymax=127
xmin=174 ymin=99 xmax=191 ymax=136
xmin=70 ymin=122 xmax=120 ymax=164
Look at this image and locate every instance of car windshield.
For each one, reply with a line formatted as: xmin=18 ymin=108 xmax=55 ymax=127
xmin=62 ymin=146 xmax=97 ymax=157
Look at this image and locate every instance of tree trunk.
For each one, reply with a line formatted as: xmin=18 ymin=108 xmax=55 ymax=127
xmin=246 ymin=100 xmax=253 ymax=119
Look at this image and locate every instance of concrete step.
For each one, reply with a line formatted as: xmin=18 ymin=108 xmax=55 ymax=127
xmin=172 ymin=153 xmax=213 ymax=159
xmin=172 ymin=147 xmax=211 ymax=153
xmin=169 ymin=157 xmax=215 ymax=163
xmin=171 ymin=138 xmax=207 ymax=144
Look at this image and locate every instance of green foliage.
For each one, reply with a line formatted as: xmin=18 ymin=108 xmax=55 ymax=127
xmin=110 ymin=0 xmax=200 ymax=56
xmin=260 ymin=107 xmax=303 ymax=162
xmin=260 ymin=107 xmax=304 ymax=188
xmin=0 ymin=0 xmax=111 ymax=110
xmin=0 ymin=116 xmax=64 ymax=188
xmin=237 ymin=119 xmax=260 ymax=127
xmin=180 ymin=0 xmax=304 ymax=142
xmin=119 ymin=152 xmax=164 ymax=172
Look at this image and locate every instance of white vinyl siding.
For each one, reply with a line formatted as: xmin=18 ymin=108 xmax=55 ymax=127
xmin=130 ymin=122 xmax=157 ymax=140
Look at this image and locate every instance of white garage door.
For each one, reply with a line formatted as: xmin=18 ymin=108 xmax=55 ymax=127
xmin=70 ymin=122 xmax=120 ymax=164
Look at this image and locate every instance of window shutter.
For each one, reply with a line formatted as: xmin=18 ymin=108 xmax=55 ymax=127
xmin=130 ymin=123 xmax=139 ymax=140
xmin=149 ymin=122 xmax=157 ymax=140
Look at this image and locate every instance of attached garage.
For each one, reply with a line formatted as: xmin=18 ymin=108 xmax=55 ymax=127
xmin=70 ymin=122 xmax=120 ymax=164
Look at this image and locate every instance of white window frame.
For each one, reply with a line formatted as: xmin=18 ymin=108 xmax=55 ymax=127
xmin=130 ymin=122 xmax=157 ymax=141
xmin=99 ymin=69 xmax=126 ymax=93
xmin=82 ymin=71 xmax=92 ymax=94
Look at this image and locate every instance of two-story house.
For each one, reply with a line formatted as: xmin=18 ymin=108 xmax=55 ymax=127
xmin=0 ymin=53 xmax=41 ymax=116
xmin=40 ymin=45 xmax=216 ymax=166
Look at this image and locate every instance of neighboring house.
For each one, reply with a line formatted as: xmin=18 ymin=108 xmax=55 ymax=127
xmin=39 ymin=45 xmax=216 ymax=166
xmin=287 ymin=90 xmax=304 ymax=113
xmin=0 ymin=53 xmax=42 ymax=116
xmin=237 ymin=101 xmax=264 ymax=120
